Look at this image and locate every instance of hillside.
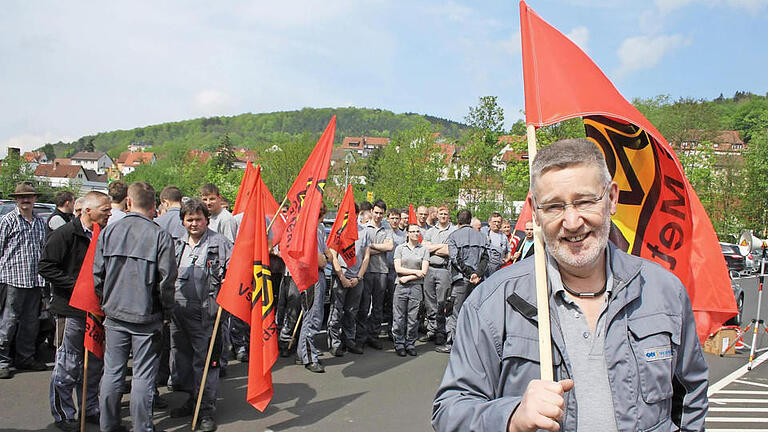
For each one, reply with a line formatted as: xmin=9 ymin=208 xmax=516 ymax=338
xmin=46 ymin=107 xmax=470 ymax=159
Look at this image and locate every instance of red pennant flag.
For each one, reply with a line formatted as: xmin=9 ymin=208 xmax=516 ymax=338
xmin=326 ymin=184 xmax=358 ymax=266
xmin=408 ymin=203 xmax=422 ymax=242
xmin=217 ymin=165 xmax=278 ymax=411
xmin=280 ymin=116 xmax=336 ymax=292
xmin=233 ymin=162 xmax=258 ymax=215
xmin=69 ymin=223 xmax=105 ymax=358
xmin=520 ymin=0 xmax=737 ymax=342
xmin=511 ymin=192 xmax=533 ymax=253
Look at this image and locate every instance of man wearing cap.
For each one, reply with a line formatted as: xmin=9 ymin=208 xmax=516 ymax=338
xmin=0 ymin=182 xmax=49 ymax=379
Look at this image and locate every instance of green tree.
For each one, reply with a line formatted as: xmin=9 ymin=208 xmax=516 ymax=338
xmin=370 ymin=123 xmax=456 ymax=208
xmin=0 ymin=152 xmax=36 ymax=198
xmin=741 ymin=133 xmax=768 ymax=233
xmin=213 ymin=134 xmax=237 ymax=171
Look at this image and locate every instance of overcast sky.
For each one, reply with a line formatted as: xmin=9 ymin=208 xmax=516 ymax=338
xmin=2 ymin=0 xmax=767 ymax=157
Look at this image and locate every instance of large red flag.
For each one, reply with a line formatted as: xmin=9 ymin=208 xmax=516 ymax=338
xmin=520 ymin=0 xmax=737 ymax=341
xmin=327 ymin=184 xmax=358 ymax=266
xmin=233 ymin=161 xmax=258 ymax=215
xmin=217 ymin=166 xmax=278 ymax=411
xmin=69 ymin=223 xmax=105 ymax=358
xmin=280 ymin=116 xmax=336 ymax=291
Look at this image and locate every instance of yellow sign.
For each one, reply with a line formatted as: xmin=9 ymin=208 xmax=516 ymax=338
xmin=366 ymin=191 xmax=374 ymax=202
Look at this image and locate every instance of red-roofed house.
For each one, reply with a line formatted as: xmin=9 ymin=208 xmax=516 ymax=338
xmin=341 ymin=136 xmax=390 ymax=157
xmin=34 ymin=162 xmax=108 ymax=192
xmin=117 ymin=151 xmax=156 ymax=175
xmin=22 ymin=151 xmax=50 ymax=170
xmin=187 ymin=150 xmax=212 ymax=163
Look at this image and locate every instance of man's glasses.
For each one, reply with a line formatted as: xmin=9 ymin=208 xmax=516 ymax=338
xmin=535 ymin=183 xmax=611 ymax=219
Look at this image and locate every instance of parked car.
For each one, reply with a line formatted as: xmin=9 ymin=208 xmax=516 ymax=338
xmin=0 ymin=200 xmax=56 ymax=220
xmin=720 ymin=242 xmax=747 ymax=273
xmin=727 ymin=270 xmax=745 ymax=326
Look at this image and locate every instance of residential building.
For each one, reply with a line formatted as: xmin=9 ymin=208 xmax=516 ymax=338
xmin=34 ymin=162 xmax=108 ymax=193
xmin=70 ymin=151 xmax=114 ymax=175
xmin=341 ymin=136 xmax=390 ymax=157
xmin=22 ymin=151 xmax=49 ymax=171
xmin=116 ymin=151 xmax=156 ymax=175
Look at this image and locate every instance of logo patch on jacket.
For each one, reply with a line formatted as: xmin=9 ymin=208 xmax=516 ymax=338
xmin=644 ymin=346 xmax=672 ymax=361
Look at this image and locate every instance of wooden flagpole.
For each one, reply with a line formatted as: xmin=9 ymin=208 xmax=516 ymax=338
xmin=191 ymin=306 xmax=223 ymax=430
xmin=527 ymin=124 xmax=554 ymax=381
xmin=192 ymin=194 xmax=288 ymax=429
xmin=80 ymin=352 xmax=88 ymax=432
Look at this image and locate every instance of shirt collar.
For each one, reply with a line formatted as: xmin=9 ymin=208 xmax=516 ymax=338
xmin=548 ymin=248 xmax=614 ymax=302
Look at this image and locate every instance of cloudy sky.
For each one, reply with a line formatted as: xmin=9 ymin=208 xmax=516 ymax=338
xmin=2 ymin=0 xmax=767 ymax=157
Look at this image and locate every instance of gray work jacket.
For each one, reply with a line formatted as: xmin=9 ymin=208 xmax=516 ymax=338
xmin=94 ymin=213 xmax=178 ymax=324
xmin=432 ymin=243 xmax=708 ymax=432
xmin=174 ymin=229 xmax=232 ymax=307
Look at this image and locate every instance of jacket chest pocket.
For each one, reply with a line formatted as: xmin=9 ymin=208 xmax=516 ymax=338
xmin=500 ymin=335 xmax=563 ymax=397
xmin=628 ymin=314 xmax=680 ymax=404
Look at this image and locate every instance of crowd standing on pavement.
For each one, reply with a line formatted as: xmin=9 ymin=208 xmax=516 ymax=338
xmin=0 ymin=176 xmax=526 ymax=432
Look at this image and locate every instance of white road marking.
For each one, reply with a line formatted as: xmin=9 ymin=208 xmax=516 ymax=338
xmin=734 ymin=379 xmax=768 ymax=389
xmin=707 ymin=417 xmax=768 ymax=422
xmin=710 ymin=398 xmax=768 ymax=404
xmin=710 ymin=407 xmax=768 ymax=412
xmin=716 ymin=390 xmax=768 ymax=395
xmin=708 ymin=350 xmax=768 ymax=396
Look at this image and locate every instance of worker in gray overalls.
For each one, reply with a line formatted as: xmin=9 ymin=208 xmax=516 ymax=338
xmin=168 ymin=199 xmax=232 ymax=432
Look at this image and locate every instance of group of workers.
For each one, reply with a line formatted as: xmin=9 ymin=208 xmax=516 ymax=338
xmin=0 ymin=137 xmax=710 ymax=432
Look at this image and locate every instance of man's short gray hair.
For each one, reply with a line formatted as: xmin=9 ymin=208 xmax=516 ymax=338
xmin=82 ymin=191 xmax=109 ymax=210
xmin=530 ymin=138 xmax=611 ymax=198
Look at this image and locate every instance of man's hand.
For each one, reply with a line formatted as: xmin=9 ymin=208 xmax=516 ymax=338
xmin=339 ymin=275 xmax=353 ymax=288
xmin=508 ymin=379 xmax=574 ymax=432
xmin=469 ymin=273 xmax=481 ymax=285
xmin=513 ymin=251 xmax=522 ymax=260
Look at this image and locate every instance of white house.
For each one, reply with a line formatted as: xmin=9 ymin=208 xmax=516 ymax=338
xmin=34 ymin=163 xmax=108 ymax=193
xmin=70 ymin=152 xmax=114 ymax=175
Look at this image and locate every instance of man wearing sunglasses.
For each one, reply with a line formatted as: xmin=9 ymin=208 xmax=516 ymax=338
xmin=433 ymin=138 xmax=707 ymax=432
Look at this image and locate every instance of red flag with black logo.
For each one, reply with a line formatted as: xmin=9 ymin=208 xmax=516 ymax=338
xmin=217 ymin=165 xmax=278 ymax=411
xmin=279 ymin=116 xmax=336 ymax=292
xmin=327 ymin=184 xmax=358 ymax=266
xmin=233 ymin=162 xmax=258 ymax=216
xmin=520 ymin=0 xmax=737 ymax=341
xmin=69 ymin=223 xmax=105 ymax=358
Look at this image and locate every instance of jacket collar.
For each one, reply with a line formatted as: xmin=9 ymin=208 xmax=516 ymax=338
xmin=506 ymin=243 xmax=643 ymax=324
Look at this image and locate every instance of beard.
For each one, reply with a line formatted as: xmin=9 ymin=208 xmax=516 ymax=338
xmin=543 ymin=212 xmax=611 ymax=270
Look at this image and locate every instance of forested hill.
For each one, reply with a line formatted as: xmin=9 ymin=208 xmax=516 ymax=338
xmin=47 ymin=107 xmax=469 ymax=159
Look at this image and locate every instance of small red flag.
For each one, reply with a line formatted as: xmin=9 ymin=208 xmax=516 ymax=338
xmin=326 ymin=184 xmax=358 ymax=266
xmin=217 ymin=165 xmax=278 ymax=411
xmin=233 ymin=162 xmax=258 ymax=215
xmin=280 ymin=116 xmax=336 ymax=292
xmin=511 ymin=192 xmax=533 ymax=253
xmin=520 ymin=0 xmax=737 ymax=341
xmin=69 ymin=223 xmax=105 ymax=358
xmin=408 ymin=204 xmax=422 ymax=242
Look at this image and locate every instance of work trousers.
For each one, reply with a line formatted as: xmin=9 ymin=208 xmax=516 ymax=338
xmin=392 ymin=283 xmax=422 ymax=351
xmin=50 ymin=316 xmax=103 ymax=422
xmin=356 ymin=272 xmax=388 ymax=345
xmin=277 ymin=276 xmax=301 ymax=347
xmin=445 ymin=279 xmax=469 ymax=345
xmin=423 ymin=267 xmax=451 ymax=339
xmin=100 ymin=318 xmax=161 ymax=432
xmin=297 ymin=271 xmax=326 ymax=364
xmin=0 ymin=285 xmax=42 ymax=368
xmin=327 ymin=276 xmax=363 ymax=350
xmin=170 ymin=300 xmax=219 ymax=417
